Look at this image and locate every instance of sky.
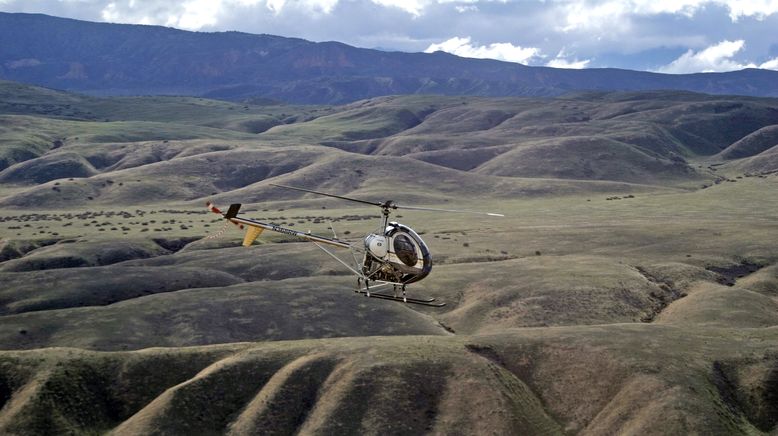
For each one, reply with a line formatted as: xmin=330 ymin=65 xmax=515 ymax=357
xmin=1 ymin=0 xmax=778 ymax=73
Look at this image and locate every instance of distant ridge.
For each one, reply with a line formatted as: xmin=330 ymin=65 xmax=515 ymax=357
xmin=2 ymin=12 xmax=778 ymax=104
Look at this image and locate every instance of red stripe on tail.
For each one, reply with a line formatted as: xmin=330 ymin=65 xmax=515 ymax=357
xmin=206 ymin=202 xmax=243 ymax=229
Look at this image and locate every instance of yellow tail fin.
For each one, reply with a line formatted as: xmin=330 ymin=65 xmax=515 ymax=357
xmin=242 ymin=226 xmax=264 ymax=247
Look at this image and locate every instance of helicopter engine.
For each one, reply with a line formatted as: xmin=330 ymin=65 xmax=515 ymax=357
xmin=362 ymin=222 xmax=432 ymax=284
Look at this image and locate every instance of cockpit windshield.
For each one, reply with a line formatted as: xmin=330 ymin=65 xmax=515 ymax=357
xmin=393 ymin=234 xmax=418 ymax=266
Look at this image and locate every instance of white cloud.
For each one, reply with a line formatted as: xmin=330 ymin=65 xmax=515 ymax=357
xmin=93 ymin=0 xmax=487 ymax=23
xmin=455 ymin=4 xmax=478 ymax=12
xmin=368 ymin=0 xmax=487 ymax=17
xmin=259 ymin=0 xmax=340 ymax=15
xmin=758 ymin=57 xmax=778 ymax=69
xmin=100 ymin=2 xmax=119 ymax=22
xmin=265 ymin=0 xmax=286 ymax=13
xmin=546 ymin=57 xmax=590 ymax=69
xmin=651 ymin=37 xmax=778 ymax=74
xmin=288 ymin=0 xmax=340 ymax=14
xmin=424 ymin=36 xmax=541 ymax=63
xmin=544 ymin=48 xmax=590 ymax=68
xmin=168 ymin=0 xmax=222 ymax=29
xmin=558 ymin=0 xmax=630 ymax=32
xmin=371 ymin=0 xmax=428 ymax=16
xmin=557 ymin=0 xmax=778 ymax=32
xmin=723 ymin=0 xmax=778 ymax=20
xmin=658 ymin=39 xmax=756 ymax=73
xmin=101 ymin=0 xmax=230 ymax=29
xmin=100 ymin=0 xmax=339 ymax=29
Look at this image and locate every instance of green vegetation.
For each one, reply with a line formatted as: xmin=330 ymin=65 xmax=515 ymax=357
xmin=0 ymin=81 xmax=777 ymax=434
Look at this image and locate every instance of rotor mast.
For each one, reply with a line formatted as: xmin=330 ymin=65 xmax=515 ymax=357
xmin=380 ymin=200 xmax=395 ymax=228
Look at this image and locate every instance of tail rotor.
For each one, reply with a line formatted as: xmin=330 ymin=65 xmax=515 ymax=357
xmin=206 ymin=201 xmax=244 ymax=229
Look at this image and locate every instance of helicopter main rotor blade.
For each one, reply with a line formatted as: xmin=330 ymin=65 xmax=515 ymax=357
xmin=270 ymin=183 xmax=504 ymax=216
xmin=270 ymin=183 xmax=383 ymax=207
xmin=394 ymin=204 xmax=504 ymax=217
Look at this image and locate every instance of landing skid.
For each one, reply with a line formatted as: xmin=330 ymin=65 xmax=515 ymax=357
xmin=310 ymin=242 xmax=447 ymax=307
xmin=355 ymin=290 xmax=446 ymax=307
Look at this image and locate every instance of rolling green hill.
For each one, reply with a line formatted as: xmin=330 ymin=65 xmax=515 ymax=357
xmin=2 ymin=84 xmax=778 ymax=211
xmin=0 ymin=327 xmax=775 ymax=434
xmin=0 ymin=81 xmax=777 ymax=434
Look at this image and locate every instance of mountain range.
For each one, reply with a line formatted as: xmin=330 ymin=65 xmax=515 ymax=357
xmin=2 ymin=12 xmax=778 ymax=104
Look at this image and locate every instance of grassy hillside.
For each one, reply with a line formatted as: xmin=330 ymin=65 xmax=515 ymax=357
xmin=0 ymin=82 xmax=777 ymax=434
xmin=0 ymin=79 xmax=328 ymax=126
xmin=1 ymin=177 xmax=776 ymax=345
xmin=717 ymin=125 xmax=778 ymax=160
xmin=0 ymin=327 xmax=775 ymax=434
xmin=2 ymin=88 xmax=778 ymax=210
xmin=0 ymin=115 xmax=256 ymax=172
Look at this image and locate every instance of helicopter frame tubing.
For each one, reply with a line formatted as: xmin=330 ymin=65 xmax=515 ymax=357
xmin=310 ymin=239 xmax=445 ymax=307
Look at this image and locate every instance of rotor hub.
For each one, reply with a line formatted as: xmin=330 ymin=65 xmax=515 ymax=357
xmin=380 ymin=200 xmax=396 ymax=216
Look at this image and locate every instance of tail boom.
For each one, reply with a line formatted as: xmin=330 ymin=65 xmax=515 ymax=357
xmin=230 ymin=216 xmax=350 ymax=249
xmin=206 ymin=201 xmax=349 ymax=249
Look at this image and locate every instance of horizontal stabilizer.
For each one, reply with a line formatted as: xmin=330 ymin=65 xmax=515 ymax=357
xmin=242 ymin=226 xmax=264 ymax=247
xmin=225 ymin=203 xmax=241 ymax=219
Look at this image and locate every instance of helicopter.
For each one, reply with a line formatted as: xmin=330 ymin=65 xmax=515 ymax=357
xmin=206 ymin=184 xmax=503 ymax=307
